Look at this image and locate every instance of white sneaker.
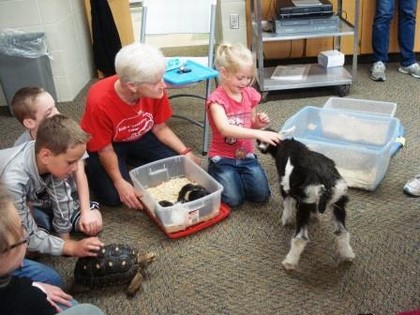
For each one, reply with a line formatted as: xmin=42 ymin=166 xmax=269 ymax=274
xmin=398 ymin=62 xmax=420 ymax=79
xmin=370 ymin=61 xmax=386 ymax=81
xmin=403 ymin=175 xmax=420 ymax=197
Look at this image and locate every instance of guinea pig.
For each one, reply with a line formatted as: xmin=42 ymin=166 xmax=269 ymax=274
xmin=177 ymin=183 xmax=210 ymax=203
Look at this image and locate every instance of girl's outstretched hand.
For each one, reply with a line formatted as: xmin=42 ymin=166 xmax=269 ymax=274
xmin=257 ymin=130 xmax=281 ymax=146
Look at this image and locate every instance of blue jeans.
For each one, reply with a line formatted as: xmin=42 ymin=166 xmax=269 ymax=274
xmin=59 ymin=304 xmax=104 ymax=315
xmin=86 ymin=132 xmax=177 ymax=206
xmin=13 ymin=260 xmax=78 ymax=311
xmin=12 ymin=259 xmax=64 ymax=287
xmin=32 ymin=201 xmax=100 ymax=234
xmin=208 ymin=155 xmax=271 ymax=207
xmin=372 ymin=0 xmax=417 ymax=67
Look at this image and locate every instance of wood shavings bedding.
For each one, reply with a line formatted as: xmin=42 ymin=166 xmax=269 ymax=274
xmin=146 ymin=177 xmax=192 ymax=204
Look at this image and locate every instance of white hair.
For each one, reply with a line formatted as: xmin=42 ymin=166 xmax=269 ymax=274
xmin=115 ymin=43 xmax=166 ymax=84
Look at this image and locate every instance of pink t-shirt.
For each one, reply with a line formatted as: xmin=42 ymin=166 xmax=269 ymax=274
xmin=206 ymin=86 xmax=261 ymax=159
xmin=81 ymin=75 xmax=173 ymax=152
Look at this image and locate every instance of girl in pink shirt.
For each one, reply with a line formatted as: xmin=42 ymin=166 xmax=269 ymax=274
xmin=206 ymin=43 xmax=281 ymax=207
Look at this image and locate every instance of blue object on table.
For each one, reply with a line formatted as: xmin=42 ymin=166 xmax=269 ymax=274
xmin=164 ymin=59 xmax=218 ymax=86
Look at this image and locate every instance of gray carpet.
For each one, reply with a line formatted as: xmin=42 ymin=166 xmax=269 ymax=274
xmin=0 ymin=59 xmax=419 ymax=315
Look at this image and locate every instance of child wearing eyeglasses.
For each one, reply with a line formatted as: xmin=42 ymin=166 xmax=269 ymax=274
xmin=0 ymin=183 xmax=105 ymax=314
xmin=206 ymin=43 xmax=281 ymax=207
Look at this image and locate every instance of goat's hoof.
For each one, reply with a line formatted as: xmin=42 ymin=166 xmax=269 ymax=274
xmin=337 ymin=246 xmax=356 ymax=262
xmin=341 ymin=253 xmax=356 ymax=262
xmin=282 ymin=259 xmax=297 ymax=270
xmin=281 ymin=219 xmax=295 ymax=227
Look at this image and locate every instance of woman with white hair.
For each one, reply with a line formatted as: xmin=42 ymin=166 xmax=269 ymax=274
xmin=81 ymin=43 xmax=200 ymax=209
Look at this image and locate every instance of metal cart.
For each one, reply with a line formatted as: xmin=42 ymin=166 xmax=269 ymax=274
xmin=250 ymin=0 xmax=360 ymax=99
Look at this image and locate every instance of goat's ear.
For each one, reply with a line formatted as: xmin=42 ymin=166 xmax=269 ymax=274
xmin=278 ymin=126 xmax=296 ymax=140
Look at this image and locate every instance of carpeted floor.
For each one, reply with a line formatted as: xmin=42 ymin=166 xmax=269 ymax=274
xmin=0 ymin=56 xmax=419 ymax=315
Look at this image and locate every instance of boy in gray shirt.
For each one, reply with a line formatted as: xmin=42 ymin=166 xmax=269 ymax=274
xmin=0 ymin=114 xmax=103 ymax=257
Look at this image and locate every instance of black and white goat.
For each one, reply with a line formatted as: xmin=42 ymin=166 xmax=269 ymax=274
xmin=258 ymin=129 xmax=355 ymax=270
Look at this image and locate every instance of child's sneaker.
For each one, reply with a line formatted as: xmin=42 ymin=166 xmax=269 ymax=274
xmin=398 ymin=62 xmax=420 ymax=78
xmin=403 ymin=175 xmax=420 ymax=197
xmin=370 ymin=61 xmax=386 ymax=81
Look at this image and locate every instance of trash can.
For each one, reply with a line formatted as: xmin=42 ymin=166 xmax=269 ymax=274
xmin=0 ymin=30 xmax=57 ymax=114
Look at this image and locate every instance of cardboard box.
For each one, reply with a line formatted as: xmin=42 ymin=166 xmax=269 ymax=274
xmin=129 ymin=156 xmax=223 ymax=233
xmin=318 ymin=50 xmax=344 ymax=68
xmin=281 ymin=106 xmax=401 ymax=190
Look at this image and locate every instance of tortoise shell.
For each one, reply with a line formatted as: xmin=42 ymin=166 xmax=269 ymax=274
xmin=74 ymin=244 xmax=139 ymax=289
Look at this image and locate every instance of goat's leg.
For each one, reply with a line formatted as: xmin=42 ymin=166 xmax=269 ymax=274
xmin=281 ymin=194 xmax=296 ymax=226
xmin=332 ymin=197 xmax=355 ymax=262
xmin=282 ymin=202 xmax=312 ymax=270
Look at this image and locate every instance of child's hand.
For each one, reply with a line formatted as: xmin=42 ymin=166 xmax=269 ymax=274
xmin=254 ymin=112 xmax=270 ymax=129
xmin=63 ymin=237 xmax=104 ymax=257
xmin=32 ymin=282 xmax=73 ymax=313
xmin=257 ymin=130 xmax=281 ymax=146
xmin=78 ymin=209 xmax=103 ymax=236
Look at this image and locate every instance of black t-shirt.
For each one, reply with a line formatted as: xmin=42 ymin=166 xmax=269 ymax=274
xmin=0 ymin=276 xmax=56 ymax=315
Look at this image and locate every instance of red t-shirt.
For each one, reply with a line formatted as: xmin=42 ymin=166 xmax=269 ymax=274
xmin=206 ymin=86 xmax=261 ymax=159
xmin=80 ymin=75 xmax=173 ymax=152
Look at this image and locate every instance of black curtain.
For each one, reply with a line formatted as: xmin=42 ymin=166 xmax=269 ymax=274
xmin=90 ymin=0 xmax=122 ymax=77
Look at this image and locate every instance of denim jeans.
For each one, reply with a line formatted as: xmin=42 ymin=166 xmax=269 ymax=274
xmin=12 ymin=259 xmax=64 ymax=287
xmin=59 ymin=304 xmax=104 ymax=315
xmin=32 ymin=201 xmax=100 ymax=234
xmin=208 ymin=155 xmax=271 ymax=207
xmin=372 ymin=0 xmax=417 ymax=66
xmin=86 ymin=132 xmax=177 ymax=206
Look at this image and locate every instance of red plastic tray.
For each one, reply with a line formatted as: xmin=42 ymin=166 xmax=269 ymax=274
xmin=143 ymin=203 xmax=231 ymax=239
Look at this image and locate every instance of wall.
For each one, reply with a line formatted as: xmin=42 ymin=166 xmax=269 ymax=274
xmin=216 ymin=0 xmax=247 ymax=46
xmin=0 ymin=0 xmax=95 ymax=107
xmin=129 ymin=0 xmax=247 ymax=48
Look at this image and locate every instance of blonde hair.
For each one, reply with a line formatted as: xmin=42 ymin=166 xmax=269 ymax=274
xmin=214 ymin=43 xmax=255 ymax=77
xmin=115 ymin=43 xmax=166 ymax=84
xmin=11 ymin=87 xmax=47 ymax=123
xmin=0 ymin=183 xmax=21 ymax=254
xmin=35 ymin=114 xmax=90 ymax=155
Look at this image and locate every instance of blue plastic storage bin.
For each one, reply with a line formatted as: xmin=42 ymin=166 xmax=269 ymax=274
xmin=281 ymin=106 xmax=400 ymax=191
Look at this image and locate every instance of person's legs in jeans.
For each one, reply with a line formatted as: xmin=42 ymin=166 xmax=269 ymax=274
xmin=31 ymin=207 xmax=53 ymax=232
xmin=372 ymin=0 xmax=394 ymax=63
xmin=85 ymin=133 xmax=177 ymax=206
xmin=398 ymin=0 xmax=417 ymax=67
xmin=12 ymin=259 xmax=64 ymax=287
xmin=239 ymin=157 xmax=271 ymax=203
xmin=126 ymin=132 xmax=177 ymax=167
xmin=58 ymin=304 xmax=105 ymax=315
xmin=208 ymin=157 xmax=245 ymax=207
xmin=85 ymin=144 xmax=130 ymax=206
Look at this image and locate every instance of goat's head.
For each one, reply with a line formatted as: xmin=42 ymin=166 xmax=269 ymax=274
xmin=257 ymin=126 xmax=296 ymax=155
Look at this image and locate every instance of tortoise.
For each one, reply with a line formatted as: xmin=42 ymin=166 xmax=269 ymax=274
xmin=73 ymin=243 xmax=155 ymax=297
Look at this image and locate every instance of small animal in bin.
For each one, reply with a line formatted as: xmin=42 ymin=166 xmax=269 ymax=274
xmin=177 ymin=183 xmax=210 ymax=203
xmin=73 ymin=244 xmax=155 ymax=297
xmin=159 ymin=200 xmax=174 ymax=207
xmin=257 ymin=128 xmax=355 ymax=270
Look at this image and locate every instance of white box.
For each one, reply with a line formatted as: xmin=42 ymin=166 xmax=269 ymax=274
xmin=281 ymin=106 xmax=401 ymax=191
xmin=318 ymin=50 xmax=345 ymax=68
xmin=129 ymin=156 xmax=223 ymax=233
